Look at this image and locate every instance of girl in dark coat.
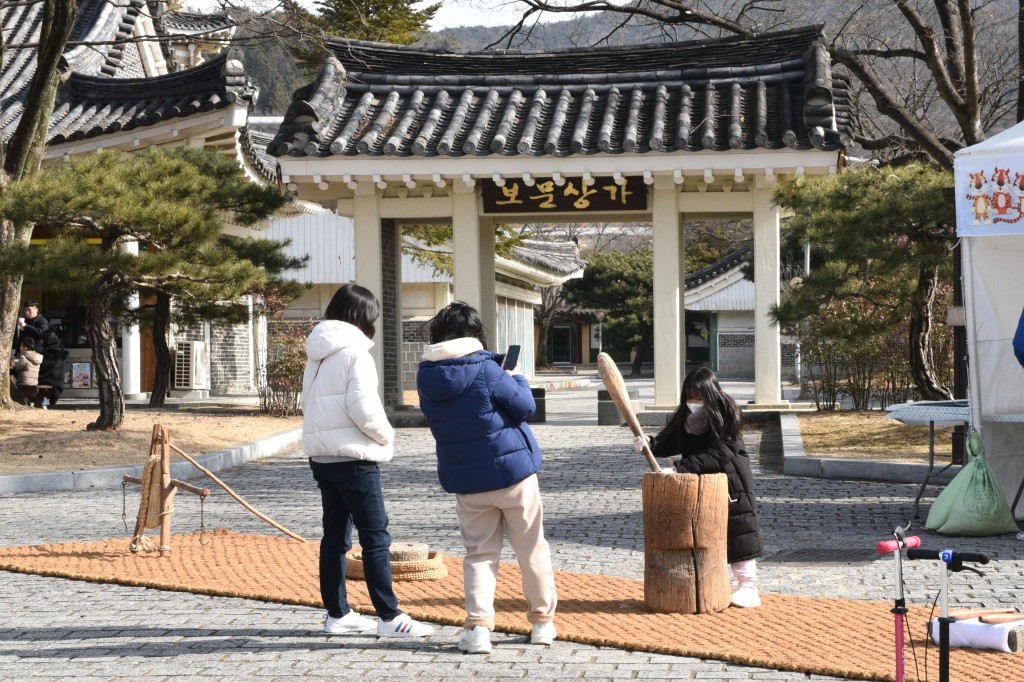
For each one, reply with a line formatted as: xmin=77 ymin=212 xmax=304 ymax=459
xmin=635 ymin=367 xmax=764 ymax=608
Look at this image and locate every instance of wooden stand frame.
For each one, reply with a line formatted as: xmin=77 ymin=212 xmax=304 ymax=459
xmin=125 ymin=423 xmax=305 ymax=556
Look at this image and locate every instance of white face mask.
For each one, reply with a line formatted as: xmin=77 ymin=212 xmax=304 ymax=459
xmin=686 ymin=402 xmax=704 ymax=414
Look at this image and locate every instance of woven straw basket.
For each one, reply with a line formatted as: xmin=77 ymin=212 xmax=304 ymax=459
xmin=345 ymin=548 xmax=448 ymax=581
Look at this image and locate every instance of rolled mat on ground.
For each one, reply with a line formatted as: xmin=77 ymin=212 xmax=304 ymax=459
xmin=0 ymin=529 xmax=1019 ymax=682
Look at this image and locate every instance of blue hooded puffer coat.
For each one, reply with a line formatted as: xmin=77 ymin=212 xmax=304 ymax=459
xmin=417 ymin=351 xmax=541 ymax=495
xmin=1014 ymin=306 xmax=1024 ymax=368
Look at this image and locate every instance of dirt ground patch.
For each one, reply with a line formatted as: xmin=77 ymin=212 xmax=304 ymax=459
xmin=0 ymin=406 xmax=301 ymax=475
xmin=797 ymin=409 xmax=952 ymax=463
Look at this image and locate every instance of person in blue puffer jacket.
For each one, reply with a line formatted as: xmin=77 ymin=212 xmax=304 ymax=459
xmin=417 ymin=301 xmax=557 ymax=655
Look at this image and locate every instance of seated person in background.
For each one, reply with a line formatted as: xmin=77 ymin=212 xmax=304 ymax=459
xmin=9 ymin=338 xmax=43 ymax=404
xmin=39 ymin=331 xmax=68 ymax=406
xmin=16 ymin=300 xmax=49 ymax=348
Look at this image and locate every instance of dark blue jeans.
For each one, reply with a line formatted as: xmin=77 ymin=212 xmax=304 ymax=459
xmin=309 ymin=459 xmax=400 ymax=621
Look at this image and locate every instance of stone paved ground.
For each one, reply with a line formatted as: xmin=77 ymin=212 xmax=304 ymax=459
xmin=1 ymin=383 xmax=1022 ymax=680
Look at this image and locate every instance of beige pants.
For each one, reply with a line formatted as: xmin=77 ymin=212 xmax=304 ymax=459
xmin=455 ymin=474 xmax=557 ymax=630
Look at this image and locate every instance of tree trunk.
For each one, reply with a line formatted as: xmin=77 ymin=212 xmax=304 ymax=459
xmin=149 ymin=293 xmax=172 ymax=407
xmin=87 ymin=284 xmax=125 ymax=431
xmin=1019 ymin=0 xmax=1024 ymax=123
xmin=0 ymin=222 xmax=28 ymax=409
xmin=0 ymin=0 xmax=77 ymax=411
xmin=909 ymin=264 xmax=953 ymax=400
xmin=536 ymin=318 xmax=551 ymax=366
xmin=630 ymin=325 xmax=652 ymax=376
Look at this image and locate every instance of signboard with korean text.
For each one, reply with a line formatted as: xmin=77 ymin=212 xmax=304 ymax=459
xmin=482 ymin=176 xmax=647 ymax=214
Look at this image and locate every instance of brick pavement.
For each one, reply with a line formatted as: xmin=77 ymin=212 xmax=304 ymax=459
xmin=1 ymin=385 xmax=1023 ymax=681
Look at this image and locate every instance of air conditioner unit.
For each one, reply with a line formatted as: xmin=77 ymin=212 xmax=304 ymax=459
xmin=173 ymin=341 xmax=208 ymax=390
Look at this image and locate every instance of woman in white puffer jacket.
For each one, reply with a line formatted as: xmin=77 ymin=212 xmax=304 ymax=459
xmin=302 ymin=283 xmax=432 ymax=640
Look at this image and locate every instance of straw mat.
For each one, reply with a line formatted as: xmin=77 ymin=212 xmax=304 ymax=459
xmin=0 ymin=529 xmax=1020 ymax=682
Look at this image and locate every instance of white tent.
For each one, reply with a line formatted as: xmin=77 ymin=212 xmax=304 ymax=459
xmin=953 ymin=121 xmax=1024 ymax=519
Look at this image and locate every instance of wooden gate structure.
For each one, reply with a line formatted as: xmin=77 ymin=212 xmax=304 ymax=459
xmin=268 ymin=27 xmax=852 ymax=410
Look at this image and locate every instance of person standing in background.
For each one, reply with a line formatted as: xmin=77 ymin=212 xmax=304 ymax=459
xmin=38 ymin=331 xmax=69 ymax=406
xmin=16 ymin=300 xmax=49 ymax=349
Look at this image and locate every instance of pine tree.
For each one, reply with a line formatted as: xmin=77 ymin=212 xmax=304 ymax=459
xmin=289 ymin=0 xmax=441 ymax=71
xmin=771 ymin=164 xmax=956 ymax=400
xmin=1 ymin=147 xmax=296 ymax=430
xmin=561 ymin=247 xmax=654 ymax=376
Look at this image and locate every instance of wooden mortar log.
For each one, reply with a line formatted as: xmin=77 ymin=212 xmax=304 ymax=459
xmin=642 ymin=471 xmax=731 ymax=614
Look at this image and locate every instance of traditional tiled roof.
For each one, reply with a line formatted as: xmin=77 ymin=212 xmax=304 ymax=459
xmin=240 ymin=124 xmax=280 ymax=183
xmin=62 ymin=0 xmax=149 ymax=77
xmin=1 ymin=0 xmax=253 ymax=147
xmin=161 ymin=10 xmax=236 ymax=34
xmin=684 ymin=247 xmax=750 ymax=288
xmin=269 ymin=26 xmax=851 ymax=159
xmin=511 ymin=239 xmax=585 ymax=277
xmin=45 ymin=49 xmax=255 ymax=145
xmin=3 ymin=0 xmax=146 ymax=137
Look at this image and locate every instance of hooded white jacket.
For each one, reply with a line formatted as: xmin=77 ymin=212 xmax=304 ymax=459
xmin=301 ymin=320 xmax=394 ymax=463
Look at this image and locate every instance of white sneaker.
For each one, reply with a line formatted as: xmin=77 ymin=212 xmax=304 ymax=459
xmin=377 ymin=612 xmax=434 ymax=638
xmin=530 ymin=621 xmax=557 ymax=645
xmin=458 ymin=625 xmax=492 ymax=654
xmin=324 ymin=611 xmax=376 ymax=634
xmin=730 ymin=585 xmax=761 ymax=608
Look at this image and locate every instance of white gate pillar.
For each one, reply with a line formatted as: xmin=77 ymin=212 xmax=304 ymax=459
xmin=452 ymin=179 xmax=496 ymax=336
xmin=120 ymin=240 xmax=145 ymax=400
xmin=751 ymin=185 xmax=787 ymax=407
xmin=353 ymin=184 xmax=384 ymax=389
xmin=652 ymin=177 xmax=684 ymax=407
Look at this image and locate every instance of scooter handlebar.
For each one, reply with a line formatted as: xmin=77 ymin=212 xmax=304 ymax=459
xmin=906 ymin=548 xmax=990 ymax=565
xmin=876 ymin=535 xmax=921 ymax=555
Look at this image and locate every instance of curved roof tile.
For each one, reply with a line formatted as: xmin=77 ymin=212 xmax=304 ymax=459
xmin=2 ymin=0 xmax=253 ymax=146
xmin=270 ymin=26 xmax=851 ymax=159
xmin=684 ymin=247 xmax=751 ymax=288
xmin=161 ymin=11 xmax=236 ymax=33
xmin=47 ymin=49 xmax=256 ymax=145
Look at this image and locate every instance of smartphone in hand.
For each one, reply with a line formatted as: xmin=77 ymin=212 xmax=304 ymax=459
xmin=501 ymin=344 xmax=521 ymax=371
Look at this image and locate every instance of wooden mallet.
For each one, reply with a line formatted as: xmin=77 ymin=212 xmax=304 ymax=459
xmin=597 ymin=352 xmax=661 ymax=473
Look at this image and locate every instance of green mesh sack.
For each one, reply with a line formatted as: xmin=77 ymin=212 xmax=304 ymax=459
xmin=925 ymin=431 xmax=1019 ymax=536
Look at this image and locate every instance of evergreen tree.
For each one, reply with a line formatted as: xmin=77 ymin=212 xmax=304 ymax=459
xmin=561 ymin=247 xmax=653 ymax=376
xmin=140 ymin=232 xmax=306 ymax=408
xmin=771 ymin=164 xmax=956 ymax=400
xmin=1 ymin=147 xmax=294 ymax=430
xmin=289 ymin=0 xmax=441 ymax=70
xmin=0 ymin=0 xmax=77 ymax=409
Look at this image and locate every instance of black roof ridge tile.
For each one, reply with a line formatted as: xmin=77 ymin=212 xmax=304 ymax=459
xmin=271 ymin=25 xmax=850 ymax=159
xmin=684 ymin=247 xmax=751 ymax=288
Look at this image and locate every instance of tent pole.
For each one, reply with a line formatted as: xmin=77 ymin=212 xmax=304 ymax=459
xmin=961 ymin=236 xmax=984 ymax=436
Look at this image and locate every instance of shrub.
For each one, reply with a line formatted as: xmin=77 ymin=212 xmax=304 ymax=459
xmin=254 ymin=291 xmax=316 ymax=416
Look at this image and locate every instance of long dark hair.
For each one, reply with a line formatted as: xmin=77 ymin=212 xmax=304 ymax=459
xmin=424 ymin=301 xmax=488 ymax=349
xmin=657 ymin=367 xmax=743 ymax=448
xmin=324 ymin=283 xmax=379 ymax=339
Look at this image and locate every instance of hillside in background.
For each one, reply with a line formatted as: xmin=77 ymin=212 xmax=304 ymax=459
xmin=240 ymin=10 xmax=703 ymax=114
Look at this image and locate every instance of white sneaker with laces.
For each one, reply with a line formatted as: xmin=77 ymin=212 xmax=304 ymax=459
xmin=458 ymin=625 xmax=492 ymax=654
xmin=377 ymin=612 xmax=434 ymax=638
xmin=323 ymin=611 xmax=376 ymax=634
xmin=730 ymin=585 xmax=761 ymax=608
xmin=530 ymin=621 xmax=557 ymax=645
